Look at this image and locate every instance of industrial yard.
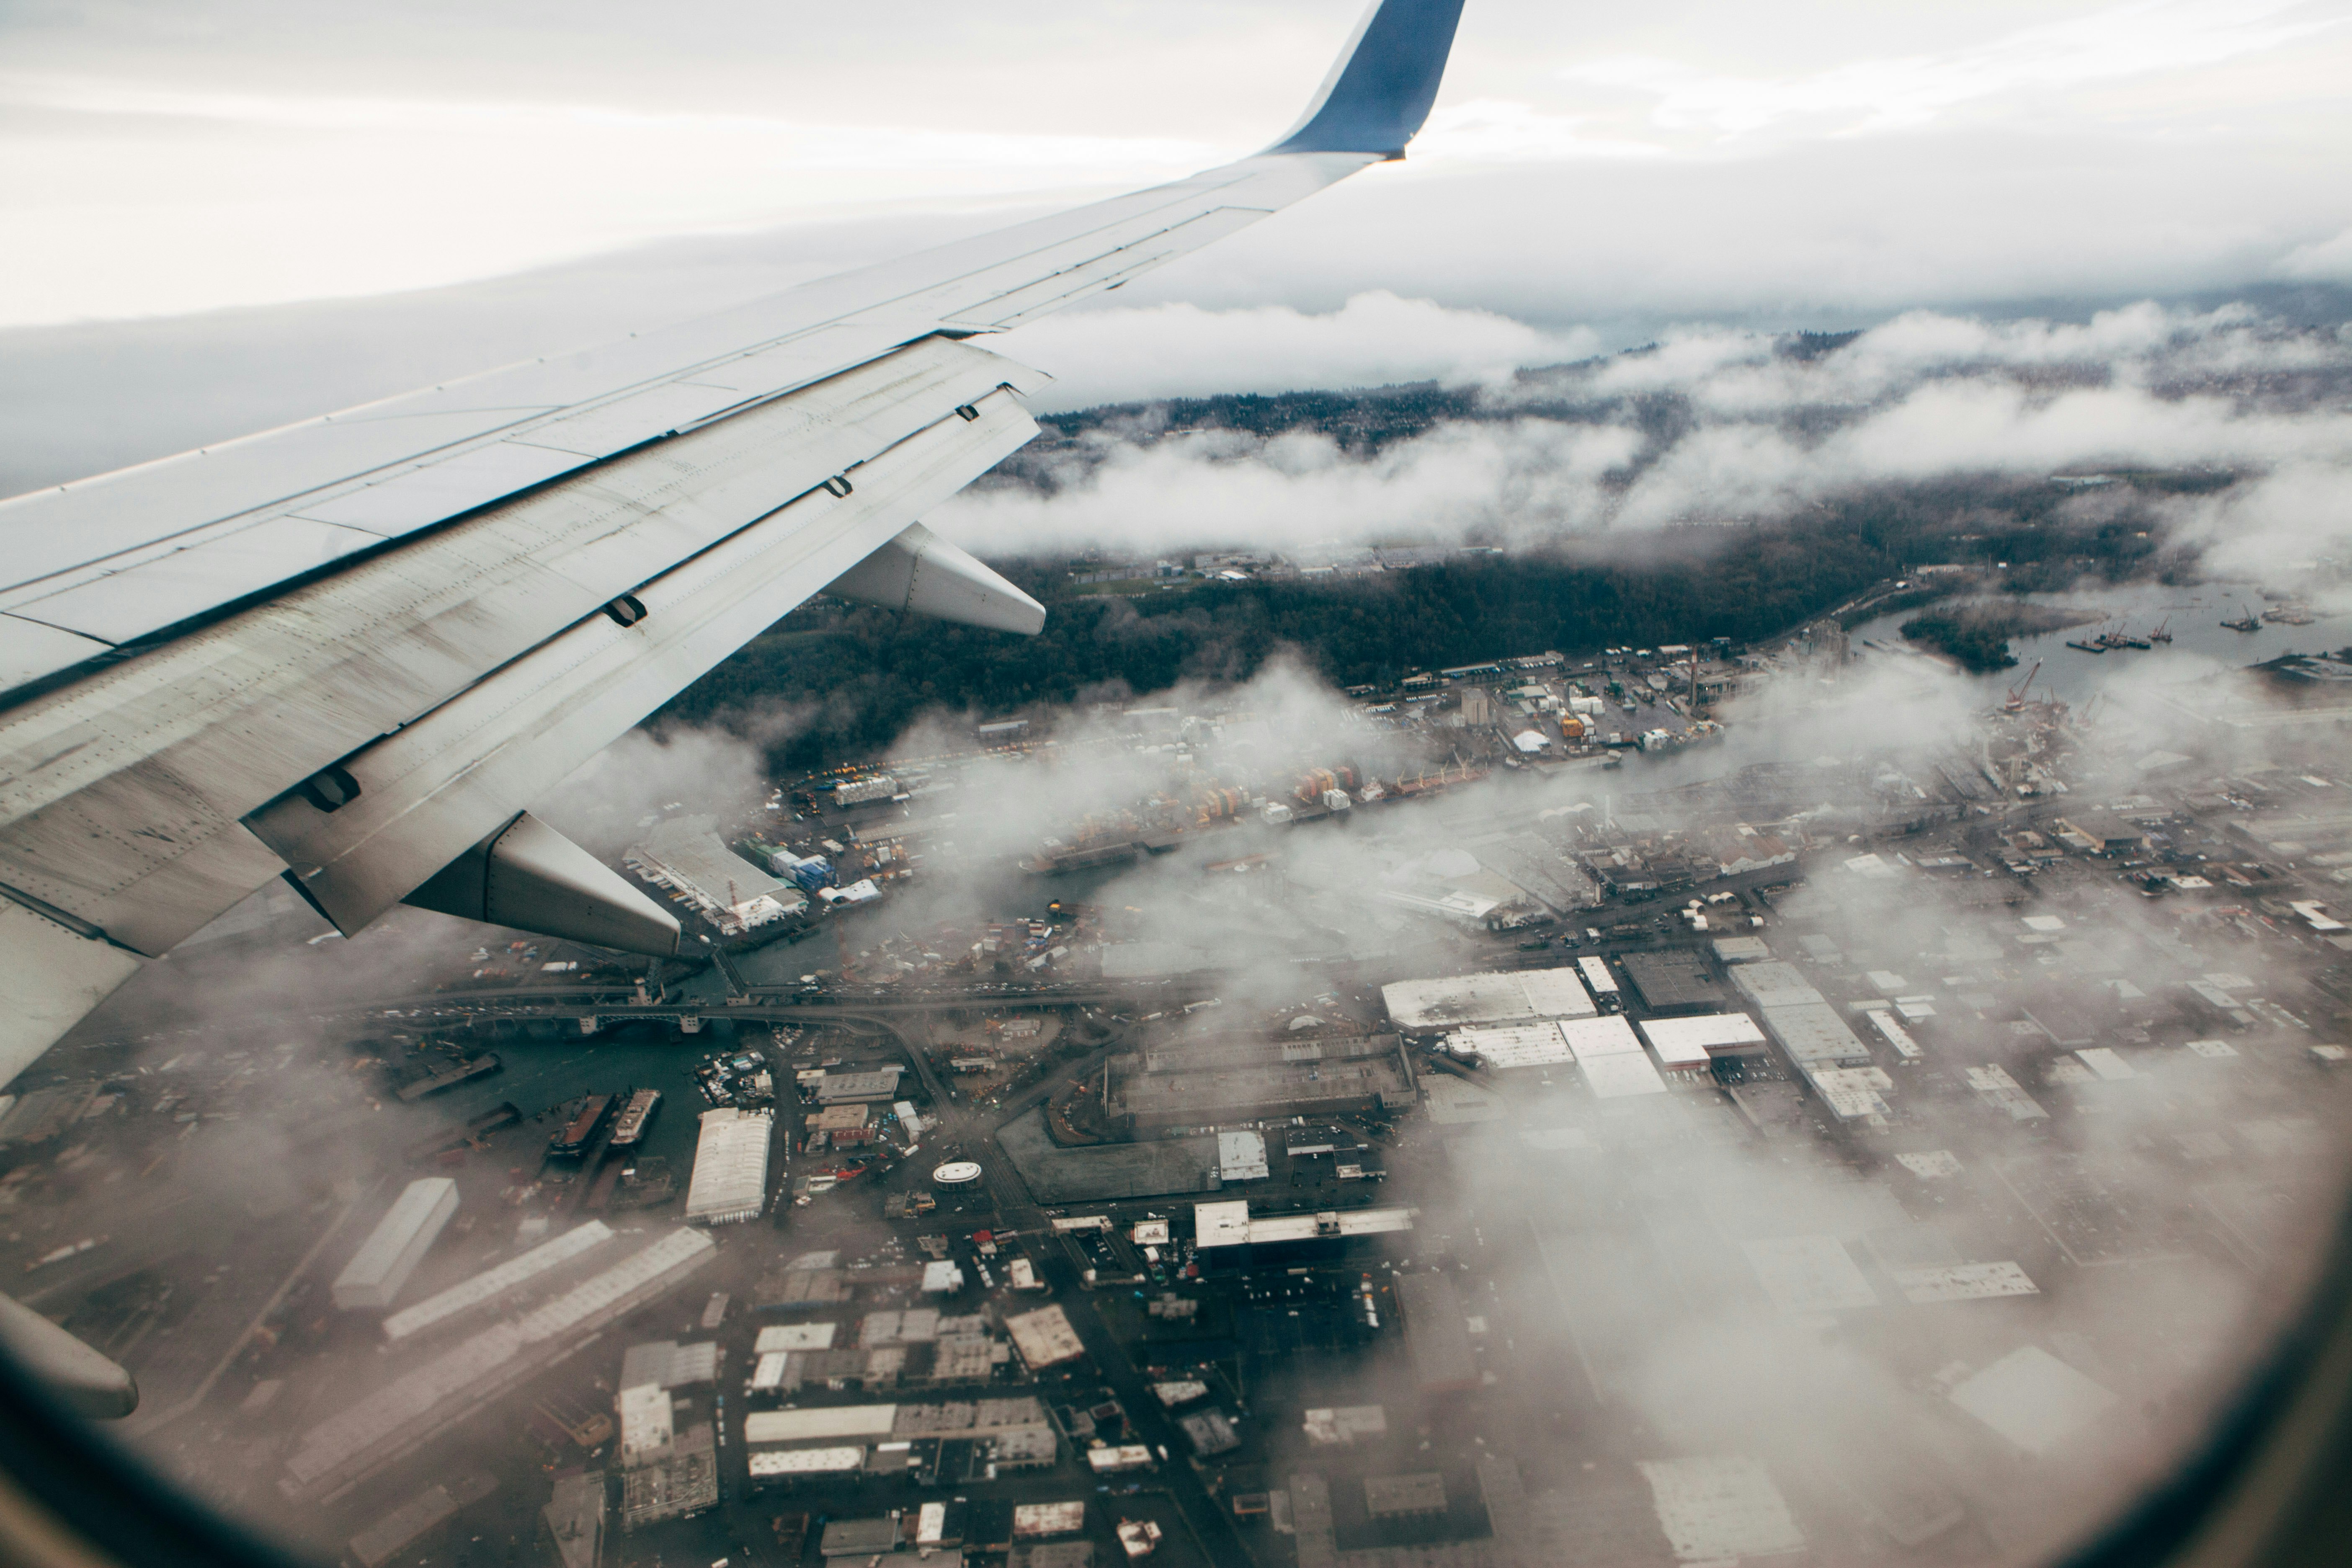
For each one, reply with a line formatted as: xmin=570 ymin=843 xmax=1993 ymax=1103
xmin=5 ymin=625 xmax=2352 ymax=1568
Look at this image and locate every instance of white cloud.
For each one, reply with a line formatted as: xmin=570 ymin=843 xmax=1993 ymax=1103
xmin=1562 ymin=0 xmax=2343 ymax=140
xmin=0 ymin=69 xmax=1213 ymax=326
xmin=1000 ymin=291 xmax=1601 ymax=410
xmin=936 ymin=300 xmax=2352 ymax=567
xmin=2278 ymin=227 xmax=2352 ymax=283
xmin=1410 ymin=99 xmax=1669 ymax=163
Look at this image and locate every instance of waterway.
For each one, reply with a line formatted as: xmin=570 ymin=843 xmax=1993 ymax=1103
xmin=1846 ymin=581 xmax=2352 ymax=707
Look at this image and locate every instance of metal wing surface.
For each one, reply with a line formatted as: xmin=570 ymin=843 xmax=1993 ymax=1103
xmin=0 ymin=0 xmax=1466 ymax=1084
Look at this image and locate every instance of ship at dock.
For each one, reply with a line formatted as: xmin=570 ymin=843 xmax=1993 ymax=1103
xmin=548 ymin=1093 xmax=614 ymax=1158
xmin=607 ymin=1088 xmax=662 ymax=1150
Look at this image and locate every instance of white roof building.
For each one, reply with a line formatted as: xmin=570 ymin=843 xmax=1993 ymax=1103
xmin=684 ymin=1108 xmax=771 ymax=1224
xmin=754 ymin=1322 xmax=837 ymax=1354
xmin=1004 ymin=1305 xmax=1086 ymax=1371
xmin=1217 ymin=1130 xmax=1269 ymax=1181
xmin=333 ymin=1178 xmax=459 ymax=1311
xmin=381 ymin=1222 xmax=614 ymax=1343
xmin=1381 ymin=967 xmax=1593 ymax=1030
xmin=1446 ymin=1023 xmax=1570 ymax=1069
xmin=1560 ymin=1015 xmax=1666 ymax=1097
xmin=1192 ymin=1199 xmax=1414 ymax=1250
xmin=1637 ymin=1014 xmax=1767 ymax=1070
xmin=286 ymin=1228 xmax=716 ymax=1499
xmin=617 ymin=1383 xmax=673 ymax=1468
xmin=624 ymin=815 xmax=805 ymax=934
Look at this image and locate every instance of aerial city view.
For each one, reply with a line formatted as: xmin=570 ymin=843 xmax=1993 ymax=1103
xmin=2 ymin=3 xmax=2351 ymax=1568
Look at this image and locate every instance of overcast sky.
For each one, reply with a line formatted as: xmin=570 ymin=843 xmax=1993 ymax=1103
xmin=3 ymin=0 xmax=2351 ymax=491
xmin=7 ymin=0 xmax=2350 ymax=327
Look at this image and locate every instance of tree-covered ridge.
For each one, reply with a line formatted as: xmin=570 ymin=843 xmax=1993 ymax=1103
xmin=662 ymin=507 xmax=1912 ymax=770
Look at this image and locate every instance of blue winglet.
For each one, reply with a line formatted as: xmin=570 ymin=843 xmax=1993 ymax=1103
xmin=1262 ymin=0 xmax=1467 ymax=158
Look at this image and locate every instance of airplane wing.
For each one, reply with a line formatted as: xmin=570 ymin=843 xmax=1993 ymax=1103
xmin=0 ymin=0 xmax=1466 ymax=1087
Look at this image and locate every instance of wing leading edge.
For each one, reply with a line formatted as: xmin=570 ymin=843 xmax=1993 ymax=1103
xmin=0 ymin=0 xmax=1465 ymax=1092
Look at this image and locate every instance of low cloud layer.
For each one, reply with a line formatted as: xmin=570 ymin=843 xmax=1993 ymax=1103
xmin=1000 ymin=291 xmax=1601 ymax=411
xmin=941 ymin=298 xmax=2352 ymax=579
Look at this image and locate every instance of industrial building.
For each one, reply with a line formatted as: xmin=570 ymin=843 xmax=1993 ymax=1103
xmin=1380 ymin=967 xmax=1595 ymax=1031
xmin=1395 ymin=1272 xmax=1480 ymax=1395
xmin=685 ymin=1107 xmax=772 ymax=1224
xmin=333 ymin=1178 xmax=459 ymax=1311
xmin=621 ymin=1339 xmax=720 ymax=1391
xmin=1191 ymin=1200 xmax=1414 ymax=1267
xmin=1103 ymin=1033 xmax=1413 ymax=1131
xmin=810 ymin=1067 xmax=905 ymax=1104
xmin=1636 ymin=1013 xmax=1768 ymax=1071
xmin=749 ymin=1311 xmax=1010 ymax=1393
xmin=1217 ymin=1129 xmax=1270 ymax=1181
xmin=1013 ymin=1501 xmax=1087 ymax=1539
xmin=1366 ymin=1472 xmax=1448 ymax=1520
xmin=1728 ymin=959 xmax=1881 ymax=1115
xmin=539 ymin=1472 xmax=604 ymax=1568
xmin=1863 ymin=1008 xmax=1922 ymax=1059
xmin=1755 ymin=1003 xmax=1872 ymax=1069
xmin=1004 ymin=1305 xmax=1087 ymax=1372
xmin=1445 ymin=1022 xmax=1569 ymax=1070
xmin=1619 ymin=951 xmax=1731 ymax=1014
xmin=1560 ymin=1016 xmax=1669 ymax=1099
xmin=380 ymin=1220 xmax=615 ymax=1344
xmin=617 ymin=1337 xmax=720 ymax=1531
xmin=283 ymin=1228 xmax=717 ymax=1501
xmin=619 ymin=1424 xmax=717 ymax=1532
xmin=624 ymin=814 xmax=805 ymax=934
xmin=348 ymin=1474 xmax=496 ymax=1568
xmin=741 ymin=1396 xmax=1057 ymax=1483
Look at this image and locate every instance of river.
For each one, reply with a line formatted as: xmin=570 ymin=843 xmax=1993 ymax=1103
xmin=1845 ymin=581 xmax=2352 ymax=706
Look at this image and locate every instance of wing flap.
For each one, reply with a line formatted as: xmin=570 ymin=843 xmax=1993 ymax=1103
xmin=404 ymin=810 xmax=681 ymax=958
xmin=0 ymin=902 xmax=145 ymax=1091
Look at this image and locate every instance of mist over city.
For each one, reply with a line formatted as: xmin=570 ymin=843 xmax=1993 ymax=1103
xmin=4 ymin=3 xmax=2352 ymax=1568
